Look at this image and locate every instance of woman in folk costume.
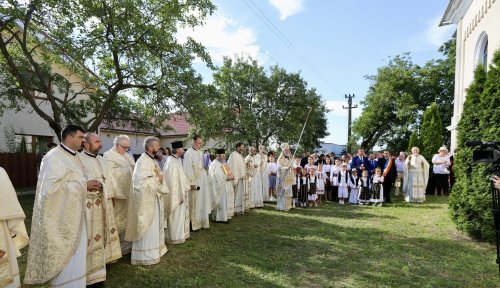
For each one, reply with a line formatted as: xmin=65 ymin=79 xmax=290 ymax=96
xmin=348 ymin=168 xmax=359 ymax=204
xmin=292 ymin=166 xmax=301 ymax=208
xmin=323 ymin=156 xmax=333 ymax=201
xmin=403 ymin=147 xmax=430 ymax=203
xmin=337 ymin=163 xmax=349 ymax=205
xmin=330 ymin=158 xmax=342 ymax=203
xmin=307 ymin=167 xmax=318 ymax=207
xmin=370 ymin=167 xmax=384 ymax=206
xmin=358 ymin=170 xmax=371 ymax=205
xmin=0 ymin=168 xmax=29 ymax=288
xmin=275 ymin=143 xmax=295 ymax=211
xmin=315 ymin=163 xmax=327 ymax=204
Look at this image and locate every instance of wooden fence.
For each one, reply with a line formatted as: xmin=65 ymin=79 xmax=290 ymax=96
xmin=0 ymin=153 xmax=39 ymax=188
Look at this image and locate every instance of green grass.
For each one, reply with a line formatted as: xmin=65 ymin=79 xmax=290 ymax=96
xmin=17 ymin=195 xmax=500 ymax=287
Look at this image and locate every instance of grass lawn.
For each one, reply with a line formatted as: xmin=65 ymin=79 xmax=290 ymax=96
xmin=16 ymin=194 xmax=499 ymax=287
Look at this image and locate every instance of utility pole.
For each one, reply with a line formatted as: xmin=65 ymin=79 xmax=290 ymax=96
xmin=342 ymin=94 xmax=358 ymax=154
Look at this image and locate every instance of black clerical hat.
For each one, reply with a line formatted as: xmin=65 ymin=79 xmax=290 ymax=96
xmin=171 ymin=141 xmax=184 ymax=150
xmin=216 ymin=148 xmax=225 ymax=154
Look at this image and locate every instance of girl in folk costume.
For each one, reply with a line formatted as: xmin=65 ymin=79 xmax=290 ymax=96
xmin=307 ymin=168 xmax=318 ymax=207
xmin=323 ymin=156 xmax=333 ymax=201
xmin=304 ymin=156 xmax=316 ymax=174
xmin=315 ymin=163 xmax=327 ymax=204
xmin=370 ymin=167 xmax=384 ymax=206
xmin=298 ymin=168 xmax=309 ymax=207
xmin=348 ymin=168 xmax=359 ymax=204
xmin=357 ymin=169 xmax=371 ymax=205
xmin=337 ymin=163 xmax=349 ymax=205
xmin=330 ymin=158 xmax=342 ymax=203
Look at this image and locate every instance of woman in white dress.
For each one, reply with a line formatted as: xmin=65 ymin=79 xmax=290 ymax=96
xmin=315 ymin=164 xmax=327 ymax=204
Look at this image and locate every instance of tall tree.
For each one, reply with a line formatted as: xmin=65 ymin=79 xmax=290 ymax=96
xmin=420 ymin=102 xmax=444 ymax=160
xmin=187 ymin=56 xmax=329 ymax=149
xmin=0 ymin=0 xmax=215 ymax=140
xmin=352 ymin=39 xmax=455 ymax=152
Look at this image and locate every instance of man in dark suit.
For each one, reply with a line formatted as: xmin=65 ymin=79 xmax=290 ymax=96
xmin=300 ymin=152 xmax=310 ymax=168
xmin=351 ymin=148 xmax=368 ymax=173
xmin=378 ymin=150 xmax=397 ymax=203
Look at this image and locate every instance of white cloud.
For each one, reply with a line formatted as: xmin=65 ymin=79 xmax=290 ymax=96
xmin=177 ymin=14 xmax=267 ymax=64
xmin=409 ymin=15 xmax=455 ymax=51
xmin=269 ymin=0 xmax=305 ymax=21
xmin=325 ymin=100 xmax=363 ymax=119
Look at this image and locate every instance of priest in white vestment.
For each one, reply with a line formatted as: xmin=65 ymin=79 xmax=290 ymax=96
xmin=276 ymin=143 xmax=294 ymax=211
xmin=403 ymin=147 xmax=430 ymax=203
xmin=25 ymin=124 xmax=100 ymax=286
xmin=254 ymin=145 xmax=268 ymax=205
xmin=228 ymin=142 xmax=248 ymax=214
xmin=0 ymin=167 xmax=29 ymax=288
xmin=103 ymin=135 xmax=135 ymax=254
xmin=245 ymin=146 xmax=261 ymax=208
xmin=210 ymin=149 xmax=236 ymax=222
xmin=79 ymin=133 xmax=122 ymax=284
xmin=164 ymin=141 xmax=191 ymax=244
xmin=125 ymin=137 xmax=168 ymax=265
xmin=183 ymin=135 xmax=212 ymax=230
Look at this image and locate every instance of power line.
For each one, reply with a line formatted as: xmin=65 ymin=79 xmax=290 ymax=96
xmin=243 ymin=0 xmax=342 ymax=96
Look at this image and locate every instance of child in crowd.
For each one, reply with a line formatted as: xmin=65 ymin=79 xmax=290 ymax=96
xmin=348 ymin=168 xmax=359 ymax=204
xmin=337 ymin=163 xmax=349 ymax=205
xmin=298 ymin=168 xmax=309 ymax=207
xmin=370 ymin=167 xmax=384 ymax=206
xmin=330 ymin=158 xmax=342 ymax=203
xmin=315 ymin=163 xmax=327 ymax=204
xmin=323 ymin=156 xmax=332 ymax=201
xmin=307 ymin=168 xmax=318 ymax=207
xmin=268 ymin=154 xmax=277 ymax=201
xmin=292 ymin=166 xmax=301 ymax=208
xmin=358 ymin=170 xmax=371 ymax=205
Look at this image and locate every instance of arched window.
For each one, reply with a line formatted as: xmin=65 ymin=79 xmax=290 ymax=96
xmin=475 ymin=32 xmax=488 ymax=70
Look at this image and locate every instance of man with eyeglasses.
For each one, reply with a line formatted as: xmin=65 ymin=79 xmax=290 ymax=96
xmin=103 ymin=135 xmax=136 ymax=254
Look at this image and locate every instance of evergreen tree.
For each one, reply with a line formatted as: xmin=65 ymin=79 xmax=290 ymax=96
xmin=407 ymin=129 xmax=421 ymax=152
xmin=449 ymin=61 xmax=492 ymax=240
xmin=420 ymin=102 xmax=444 ymax=161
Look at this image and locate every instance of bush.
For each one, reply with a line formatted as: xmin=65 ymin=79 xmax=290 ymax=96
xmin=449 ymin=51 xmax=500 ymax=241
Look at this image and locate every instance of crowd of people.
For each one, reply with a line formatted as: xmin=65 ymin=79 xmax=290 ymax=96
xmin=0 ymin=124 xmax=457 ymax=287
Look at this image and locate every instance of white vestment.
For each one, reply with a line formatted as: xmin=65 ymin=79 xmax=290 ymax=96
xmin=403 ymin=154 xmax=430 ymax=203
xmin=228 ymin=151 xmax=248 ymax=214
xmin=24 ymin=145 xmax=88 ymax=286
xmin=245 ymin=155 xmax=259 ymax=208
xmin=164 ymin=155 xmax=190 ymax=244
xmin=255 ymin=153 xmax=269 ymax=202
xmin=103 ymin=147 xmax=135 ymax=254
xmin=79 ymin=152 xmax=122 ymax=284
xmin=0 ymin=168 xmax=29 ymax=288
xmin=209 ymin=159 xmax=235 ymax=222
xmin=183 ymin=147 xmax=213 ymax=230
xmin=276 ymin=153 xmax=294 ymax=211
xmin=125 ymin=153 xmax=168 ymax=265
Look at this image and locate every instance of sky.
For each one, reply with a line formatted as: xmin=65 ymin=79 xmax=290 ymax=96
xmin=178 ymin=0 xmax=455 ymax=145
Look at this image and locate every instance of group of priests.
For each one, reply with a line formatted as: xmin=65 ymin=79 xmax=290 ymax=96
xmin=1 ymin=124 xmax=273 ymax=287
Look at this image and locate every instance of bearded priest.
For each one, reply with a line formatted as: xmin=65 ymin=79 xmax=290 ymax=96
xmin=125 ymin=137 xmax=168 ymax=265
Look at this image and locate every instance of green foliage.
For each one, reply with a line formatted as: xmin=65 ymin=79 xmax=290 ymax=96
xmin=407 ymin=129 xmax=421 ymax=152
xmin=18 ymin=135 xmax=27 ymax=152
xmin=420 ymin=102 xmax=443 ymax=160
xmin=352 ymin=39 xmax=455 ymax=151
xmin=0 ymin=0 xmax=215 ymax=139
xmin=449 ymin=52 xmax=500 ymax=241
xmin=187 ymin=56 xmax=329 ymax=150
xmin=3 ymin=125 xmax=17 ymax=152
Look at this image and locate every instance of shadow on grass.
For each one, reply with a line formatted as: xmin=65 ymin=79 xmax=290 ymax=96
xmin=16 ymin=194 xmax=498 ymax=288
